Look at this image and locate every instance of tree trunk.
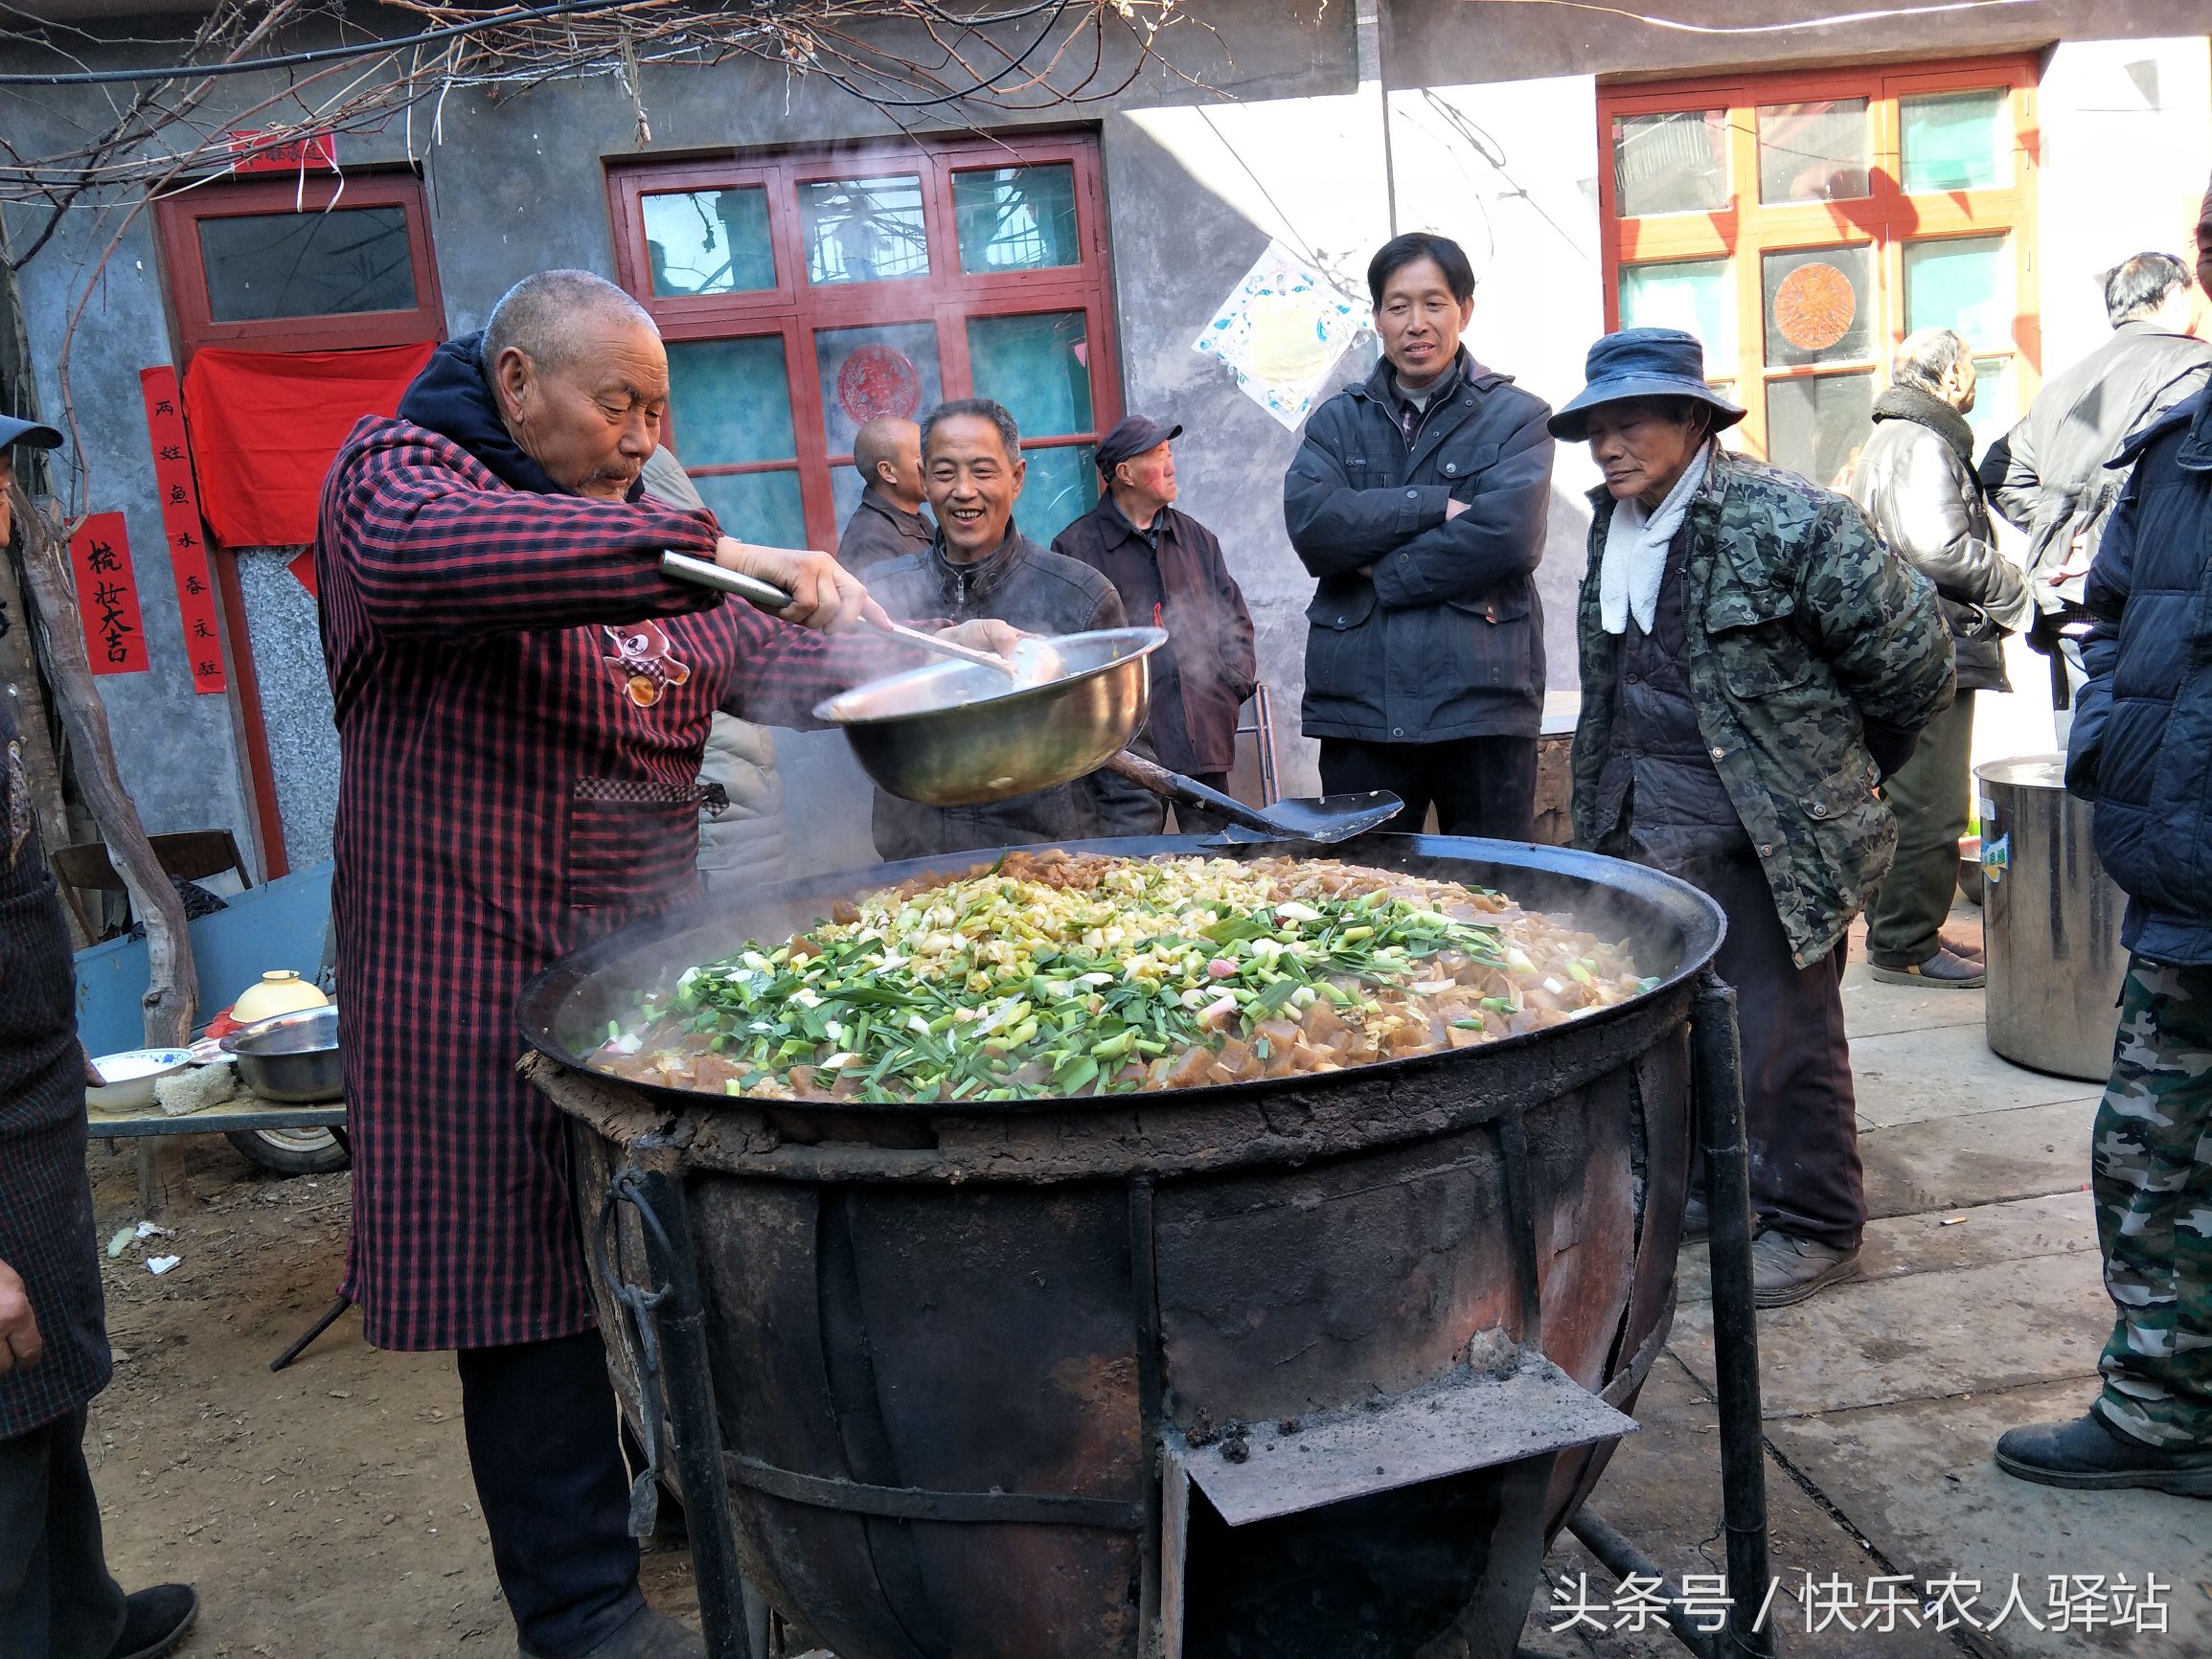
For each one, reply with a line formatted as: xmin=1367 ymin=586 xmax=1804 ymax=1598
xmin=0 ymin=547 xmax=80 ymax=941
xmin=13 ymin=483 xmax=196 ymax=1214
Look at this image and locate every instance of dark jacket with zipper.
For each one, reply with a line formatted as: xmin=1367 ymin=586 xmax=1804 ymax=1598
xmin=2065 ymin=388 xmax=2212 ymax=964
xmin=1284 ymin=350 xmax=1556 ymax=743
xmin=865 ymin=526 xmax=1167 ymax=859
xmin=1052 ymin=496 xmax=1257 ymax=775
xmin=1850 ymin=385 xmax=2031 ymax=693
xmin=837 ymin=486 xmax=932 ymax=576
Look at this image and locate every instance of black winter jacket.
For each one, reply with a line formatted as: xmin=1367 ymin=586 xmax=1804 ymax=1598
xmin=864 ymin=527 xmax=1167 ymax=859
xmin=1052 ymin=498 xmax=1256 ymax=775
xmin=1981 ymin=321 xmax=2212 ymax=611
xmin=1849 ymin=386 xmax=2030 ymax=693
xmin=1284 ymin=352 xmax=1555 ymax=742
xmin=2066 ymin=387 xmax=2212 ymax=964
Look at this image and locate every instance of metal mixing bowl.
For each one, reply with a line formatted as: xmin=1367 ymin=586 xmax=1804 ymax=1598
xmin=221 ymin=1005 xmax=344 ymax=1103
xmin=812 ymin=627 xmax=1164 ymax=807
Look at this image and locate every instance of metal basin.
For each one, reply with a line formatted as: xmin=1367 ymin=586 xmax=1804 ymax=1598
xmin=521 ymin=834 xmax=1724 ymax=1659
xmin=814 ymin=626 xmax=1164 ymax=807
xmin=222 ymin=1004 xmax=344 ymax=1103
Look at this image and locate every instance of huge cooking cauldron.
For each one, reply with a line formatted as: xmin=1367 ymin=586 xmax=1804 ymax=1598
xmin=518 ymin=833 xmax=1727 ymax=1659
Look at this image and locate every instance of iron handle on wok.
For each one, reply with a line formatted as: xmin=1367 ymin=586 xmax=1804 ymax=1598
xmin=660 ymin=550 xmax=1016 ymax=675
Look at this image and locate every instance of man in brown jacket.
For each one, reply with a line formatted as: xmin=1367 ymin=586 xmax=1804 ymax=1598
xmin=1053 ymin=415 xmax=1257 ymax=828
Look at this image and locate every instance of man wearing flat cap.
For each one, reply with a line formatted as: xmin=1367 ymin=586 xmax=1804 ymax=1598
xmin=1 ymin=415 xmax=200 ymax=1659
xmin=1054 ymin=415 xmax=1257 ymax=830
xmin=1553 ymin=328 xmax=1953 ymax=1307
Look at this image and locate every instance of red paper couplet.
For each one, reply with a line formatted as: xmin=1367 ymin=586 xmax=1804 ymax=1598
xmin=140 ymin=366 xmax=228 ymax=694
xmin=226 ymin=129 xmax=338 ymax=175
xmin=66 ymin=511 xmax=149 ymax=674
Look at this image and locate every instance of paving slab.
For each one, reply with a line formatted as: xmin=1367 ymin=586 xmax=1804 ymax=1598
xmin=1516 ymin=1353 xmax=1956 ymax=1659
xmin=1765 ymin=1379 xmax=2212 ymax=1659
xmin=1839 ymin=973 xmax=1990 ymax=1039
xmin=1850 ymin=1023 xmax=2102 ymax=1129
xmin=1668 ymin=1252 xmax=2110 ymax=1420
xmin=1860 ymin=1098 xmax=2097 ymax=1218
xmin=1675 ymin=1189 xmax=2099 ymax=1307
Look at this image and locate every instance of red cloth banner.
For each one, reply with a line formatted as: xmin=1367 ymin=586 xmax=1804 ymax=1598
xmin=182 ymin=341 xmax=434 ymax=550
xmin=226 ymin=129 xmax=338 ymax=174
xmin=66 ymin=512 xmax=149 ymax=674
xmin=287 ymin=548 xmax=320 ymax=601
xmin=140 ymin=366 xmax=227 ymax=694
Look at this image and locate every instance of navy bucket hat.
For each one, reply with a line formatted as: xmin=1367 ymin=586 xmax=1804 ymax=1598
xmin=1547 ymin=328 xmax=1745 ymax=442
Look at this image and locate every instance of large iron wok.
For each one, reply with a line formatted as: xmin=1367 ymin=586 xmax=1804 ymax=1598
xmin=662 ymin=552 xmax=1402 ymax=842
xmin=516 ymin=833 xmax=1753 ymax=1659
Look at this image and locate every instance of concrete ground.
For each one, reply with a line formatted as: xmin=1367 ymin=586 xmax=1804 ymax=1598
xmin=1518 ymin=907 xmax=2212 ymax=1659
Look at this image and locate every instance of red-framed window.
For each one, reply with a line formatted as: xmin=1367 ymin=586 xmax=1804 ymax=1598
xmin=151 ymin=170 xmax=445 ymax=877
xmin=153 ymin=170 xmax=445 ymax=361
xmin=607 ymin=129 xmax=1120 ymax=550
xmin=1600 ymin=57 xmax=2040 ymax=489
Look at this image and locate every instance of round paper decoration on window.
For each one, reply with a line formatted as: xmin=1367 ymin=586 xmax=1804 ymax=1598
xmin=837 ymin=344 xmax=924 ymax=423
xmin=1772 ymin=261 xmax=1857 ymax=353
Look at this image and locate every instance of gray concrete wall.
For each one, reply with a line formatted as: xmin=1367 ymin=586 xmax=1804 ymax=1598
xmin=1390 ymin=0 xmax=2212 ymax=87
xmin=5 ymin=199 xmax=262 ymax=865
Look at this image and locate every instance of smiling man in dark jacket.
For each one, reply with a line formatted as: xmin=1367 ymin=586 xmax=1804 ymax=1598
xmin=868 ymin=398 xmax=1165 ymax=857
xmin=1284 ymin=233 xmax=1556 ymax=840
xmin=1993 ymin=377 xmax=2212 ymax=1497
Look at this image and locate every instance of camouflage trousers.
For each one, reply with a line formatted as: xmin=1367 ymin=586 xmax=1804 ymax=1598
xmin=2091 ymin=957 xmax=2212 ymax=1448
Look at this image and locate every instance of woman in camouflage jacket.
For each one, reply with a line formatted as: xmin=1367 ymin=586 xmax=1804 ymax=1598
xmin=1554 ymin=330 xmax=1955 ymax=1307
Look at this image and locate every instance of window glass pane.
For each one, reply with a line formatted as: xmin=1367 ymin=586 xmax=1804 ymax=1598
xmin=1763 ymin=245 xmax=1873 ymax=367
xmin=694 ymin=470 xmax=807 ymax=550
xmin=815 ymin=323 xmax=943 ymax=458
xmin=1965 ymin=355 xmax=2014 ymax=459
xmin=641 ymin=189 xmax=775 ymax=296
xmin=197 ymin=207 xmax=416 ymax=322
xmin=665 ymin=337 xmax=796 ymax=467
xmin=1017 ymin=445 xmax=1098 ymax=545
xmin=1757 ymin=99 xmax=1871 ymax=204
xmin=1612 ymin=110 xmax=1728 ymax=217
xmin=1765 ymin=373 xmax=1874 ymax=491
xmin=1902 ymin=89 xmax=2009 ymax=194
xmin=800 ymin=175 xmax=928 ymax=284
xmin=1904 ymin=235 xmax=2013 ymax=352
xmin=1618 ymin=258 xmax=1736 ymax=375
xmin=967 ymin=311 xmax=1094 ymax=440
xmin=953 ymin=164 xmax=1081 ymax=272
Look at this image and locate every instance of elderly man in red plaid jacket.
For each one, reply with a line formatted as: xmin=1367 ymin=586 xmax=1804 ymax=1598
xmin=317 ymin=270 xmax=1009 ymax=1659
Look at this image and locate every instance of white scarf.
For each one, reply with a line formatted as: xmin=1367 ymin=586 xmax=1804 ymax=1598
xmin=1600 ymin=442 xmax=1711 ymax=636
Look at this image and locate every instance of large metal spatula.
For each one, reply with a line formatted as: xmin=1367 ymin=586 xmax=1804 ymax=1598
xmin=1105 ymin=753 xmax=1402 ymax=845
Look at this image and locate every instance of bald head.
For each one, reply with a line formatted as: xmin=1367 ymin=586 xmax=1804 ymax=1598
xmin=484 ymin=269 xmax=655 ymax=375
xmin=853 ymin=415 xmax=924 ymax=512
xmin=483 ymin=270 xmax=669 ymax=499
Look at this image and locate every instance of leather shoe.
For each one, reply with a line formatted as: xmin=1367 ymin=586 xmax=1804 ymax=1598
xmin=108 ymin=1585 xmax=197 ymax=1659
xmin=1680 ymin=1193 xmax=1709 ymax=1243
xmin=522 ymin=1606 xmax=706 ymax=1659
xmin=1995 ymin=1411 xmax=2212 ymax=1496
xmin=1750 ymin=1229 xmax=1859 ymax=1307
xmin=1869 ymin=946 xmax=1985 ymax=989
